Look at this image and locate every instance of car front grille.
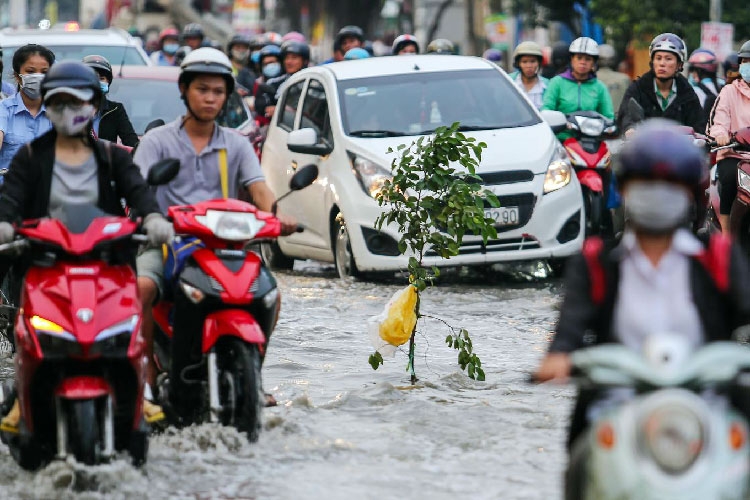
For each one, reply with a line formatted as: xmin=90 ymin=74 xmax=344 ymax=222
xmin=424 ymin=235 xmax=541 ymax=257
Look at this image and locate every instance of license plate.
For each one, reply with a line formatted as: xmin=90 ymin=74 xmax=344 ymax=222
xmin=484 ymin=206 xmax=519 ymax=226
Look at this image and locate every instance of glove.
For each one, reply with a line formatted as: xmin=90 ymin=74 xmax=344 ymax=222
xmin=143 ymin=213 xmax=174 ymax=247
xmin=0 ymin=222 xmax=14 ymax=244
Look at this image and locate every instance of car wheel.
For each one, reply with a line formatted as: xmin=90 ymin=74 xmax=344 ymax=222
xmin=334 ymin=217 xmax=360 ymax=279
xmin=260 ymin=241 xmax=295 ymax=270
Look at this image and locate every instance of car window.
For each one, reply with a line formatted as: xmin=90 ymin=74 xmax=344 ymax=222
xmin=278 ymin=81 xmax=305 ymax=131
xmin=2 ymin=46 xmax=147 ymax=81
xmin=299 ymin=79 xmax=333 ymax=146
xmin=338 ymin=69 xmax=540 ymax=137
xmin=218 ymin=91 xmax=250 ymax=129
xmin=108 ymin=78 xmax=184 ymax=135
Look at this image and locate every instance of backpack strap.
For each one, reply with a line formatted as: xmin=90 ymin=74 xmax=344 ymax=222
xmin=696 ymin=233 xmax=732 ymax=293
xmin=218 ymin=148 xmax=228 ymax=199
xmin=582 ymin=236 xmax=607 ymax=305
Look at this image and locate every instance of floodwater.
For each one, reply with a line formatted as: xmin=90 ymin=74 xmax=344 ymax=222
xmin=0 ymin=262 xmax=572 ymax=500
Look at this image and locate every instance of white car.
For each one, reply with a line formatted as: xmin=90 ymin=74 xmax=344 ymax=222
xmin=260 ymin=55 xmax=584 ymax=278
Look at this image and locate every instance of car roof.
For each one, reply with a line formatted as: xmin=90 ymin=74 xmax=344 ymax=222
xmin=0 ymin=28 xmax=140 ymax=47
xmin=114 ymin=65 xmax=179 ymax=80
xmin=317 ymin=54 xmax=497 ymax=80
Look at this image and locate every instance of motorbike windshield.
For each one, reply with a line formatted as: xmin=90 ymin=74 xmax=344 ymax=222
xmin=53 ymin=204 xmax=112 ymax=234
xmin=338 ymin=69 xmax=540 ymax=137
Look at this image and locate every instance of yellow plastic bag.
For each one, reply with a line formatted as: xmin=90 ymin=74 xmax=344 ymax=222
xmin=368 ymin=285 xmax=418 ymax=357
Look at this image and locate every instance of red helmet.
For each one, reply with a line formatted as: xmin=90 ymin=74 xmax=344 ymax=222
xmin=159 ymin=28 xmax=179 ymax=43
xmin=688 ymin=48 xmax=718 ymax=73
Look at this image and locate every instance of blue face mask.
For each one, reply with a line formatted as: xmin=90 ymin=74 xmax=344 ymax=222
xmin=163 ymin=43 xmax=179 ymax=55
xmin=100 ymin=82 xmax=109 ymax=94
xmin=741 ymin=63 xmax=750 ymax=82
xmin=262 ymin=62 xmax=282 ymax=79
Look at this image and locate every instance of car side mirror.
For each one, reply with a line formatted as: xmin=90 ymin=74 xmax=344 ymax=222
xmin=287 ymin=128 xmax=333 ymax=156
xmin=147 ymin=158 xmax=180 ymax=186
xmin=290 ymin=164 xmax=318 ymax=190
xmin=540 ymin=110 xmax=567 ymax=134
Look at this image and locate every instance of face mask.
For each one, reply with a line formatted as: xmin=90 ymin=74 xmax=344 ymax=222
xmin=46 ymin=103 xmax=95 ymax=136
xmin=19 ymin=73 xmax=45 ymax=100
xmin=163 ymin=43 xmax=179 ymax=55
xmin=262 ymin=62 xmax=282 ymax=78
xmin=623 ymin=180 xmax=691 ymax=234
xmin=740 ymin=63 xmax=750 ymax=82
xmin=232 ymin=49 xmax=250 ymax=63
xmin=100 ymin=82 xmax=109 ymax=94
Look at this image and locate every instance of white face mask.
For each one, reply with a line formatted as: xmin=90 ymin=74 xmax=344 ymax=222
xmin=19 ymin=73 xmax=45 ymax=100
xmin=46 ymin=103 xmax=96 ymax=136
xmin=623 ymin=180 xmax=691 ymax=234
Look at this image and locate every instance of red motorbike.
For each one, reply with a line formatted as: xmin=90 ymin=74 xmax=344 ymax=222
xmin=152 ymin=164 xmax=317 ymax=441
xmin=562 ymin=111 xmax=617 ymax=236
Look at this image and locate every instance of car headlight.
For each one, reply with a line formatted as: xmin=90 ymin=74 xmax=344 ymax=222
xmin=90 ymin=315 xmax=139 ymax=356
xmin=738 ymin=169 xmax=750 ymax=193
xmin=544 ymin=143 xmax=573 ymax=194
xmin=349 ymin=152 xmax=391 ymax=199
xmin=195 ymin=210 xmax=267 ymax=241
xmin=641 ymin=404 xmax=704 ymax=474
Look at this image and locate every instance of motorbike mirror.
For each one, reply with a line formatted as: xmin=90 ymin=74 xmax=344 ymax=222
xmin=289 ymin=164 xmax=318 ymax=191
xmin=539 ymin=110 xmax=567 ymax=134
xmin=147 ymin=158 xmax=180 ymax=186
xmin=625 ymin=97 xmax=645 ymax=122
xmin=144 ymin=119 xmax=166 ymax=135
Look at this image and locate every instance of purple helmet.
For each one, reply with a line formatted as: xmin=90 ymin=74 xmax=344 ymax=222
xmin=483 ymin=48 xmax=502 ymax=62
xmin=617 ymin=120 xmax=706 ymax=187
xmin=688 ymin=48 xmax=718 ymax=73
xmin=282 ymin=31 xmax=306 ymax=43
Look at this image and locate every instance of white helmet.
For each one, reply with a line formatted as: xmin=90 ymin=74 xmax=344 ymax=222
xmin=649 ymin=33 xmax=687 ymax=63
xmin=569 ymin=37 xmax=599 ymax=58
xmin=178 ymin=47 xmax=234 ymax=94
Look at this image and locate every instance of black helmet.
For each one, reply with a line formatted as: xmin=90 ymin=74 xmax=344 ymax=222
xmin=182 ymin=23 xmax=204 ymax=41
xmin=82 ymin=54 xmax=113 ymax=84
xmin=179 ymin=47 xmax=235 ymax=95
xmin=227 ymin=34 xmax=251 ymax=53
xmin=551 ymin=41 xmax=569 ymax=66
xmin=426 ymin=39 xmax=455 ymax=54
xmin=280 ymin=40 xmax=310 ymax=61
xmin=739 ymin=40 xmax=750 ymax=60
xmin=41 ymin=60 xmax=102 ymax=103
xmin=724 ymin=53 xmax=740 ymax=74
xmin=335 ymin=25 xmax=364 ymax=46
xmin=259 ymin=44 xmax=282 ymax=60
xmin=174 ymin=46 xmax=192 ymax=66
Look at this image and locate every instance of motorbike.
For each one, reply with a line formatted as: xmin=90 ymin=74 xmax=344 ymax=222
xmin=565 ymin=339 xmax=750 ymax=500
xmin=561 ymin=111 xmax=617 ymax=236
xmin=152 ymin=164 xmax=318 ymax=441
xmin=0 ymin=158 xmax=178 ymax=470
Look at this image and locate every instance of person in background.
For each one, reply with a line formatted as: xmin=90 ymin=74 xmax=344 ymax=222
xmin=392 ymin=34 xmax=419 ymax=55
xmin=688 ymin=48 xmax=723 ymax=114
xmin=508 ymin=41 xmax=548 ymax=110
xmin=724 ymin=53 xmax=741 ymax=85
xmin=226 ymin=34 xmax=256 ymax=94
xmin=0 ymin=46 xmax=16 ymax=99
xmin=181 ymin=23 xmax=204 ymax=51
xmin=255 ymin=40 xmax=310 ymax=119
xmin=336 ymin=26 xmax=365 ymax=56
xmin=344 ymin=48 xmax=370 ymax=60
xmin=541 ymin=41 xmax=569 ymax=79
xmin=0 ymin=44 xmax=55 ymax=173
xmin=482 ymin=48 xmax=503 ymax=65
xmin=82 ymin=55 xmax=139 ymax=147
xmin=282 ymin=31 xmax=306 ymax=43
xmin=426 ymin=39 xmax=455 ymax=55
xmin=251 ymin=45 xmax=283 ymax=125
xmin=596 ymin=44 xmax=631 ymax=114
xmin=150 ymin=28 xmax=180 ymax=66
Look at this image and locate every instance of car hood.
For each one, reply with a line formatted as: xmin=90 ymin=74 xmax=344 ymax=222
xmin=344 ymin=122 xmax=557 ymax=175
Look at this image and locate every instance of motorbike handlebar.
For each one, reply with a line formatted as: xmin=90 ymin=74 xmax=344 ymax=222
xmin=0 ymin=239 xmax=29 ymax=255
xmin=295 ymin=224 xmax=305 ymax=233
xmin=131 ymin=233 xmax=149 ymax=243
xmin=711 ymin=142 xmax=740 ymax=153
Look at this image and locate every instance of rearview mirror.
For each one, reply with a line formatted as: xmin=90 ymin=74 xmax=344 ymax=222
xmin=290 ymin=164 xmax=318 ymax=191
xmin=539 ymin=110 xmax=567 ymax=134
xmin=147 ymin=158 xmax=180 ymax=186
xmin=144 ymin=119 xmax=166 ymax=135
xmin=287 ymin=128 xmax=333 ymax=156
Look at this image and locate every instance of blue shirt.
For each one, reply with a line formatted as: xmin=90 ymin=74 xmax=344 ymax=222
xmin=0 ymin=92 xmax=53 ymax=171
xmin=0 ymin=82 xmax=15 ymax=97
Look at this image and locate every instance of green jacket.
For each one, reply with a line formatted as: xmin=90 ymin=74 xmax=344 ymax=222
xmin=542 ymin=69 xmax=614 ymax=139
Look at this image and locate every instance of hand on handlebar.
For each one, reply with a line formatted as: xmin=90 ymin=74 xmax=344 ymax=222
xmin=715 ymin=133 xmax=731 ymax=147
xmin=278 ymin=214 xmax=299 ymax=236
xmin=0 ymin=222 xmax=14 ymax=245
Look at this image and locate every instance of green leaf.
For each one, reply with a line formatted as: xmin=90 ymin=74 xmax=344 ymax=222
xmin=476 ymin=367 xmax=485 ymax=381
xmin=368 ymin=352 xmax=383 ymax=370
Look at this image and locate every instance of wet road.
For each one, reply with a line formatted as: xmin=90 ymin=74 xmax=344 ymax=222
xmin=0 ymin=262 xmax=572 ymax=500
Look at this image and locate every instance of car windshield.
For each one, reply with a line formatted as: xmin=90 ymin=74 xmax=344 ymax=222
xmin=338 ymin=69 xmax=540 ymax=137
xmin=2 ymin=46 xmax=146 ymax=81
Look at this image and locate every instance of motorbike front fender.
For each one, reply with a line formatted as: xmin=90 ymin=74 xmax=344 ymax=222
xmin=576 ymin=169 xmax=604 ymax=193
xmin=202 ymin=309 xmax=266 ymax=353
xmin=55 ymin=376 xmax=112 ymax=400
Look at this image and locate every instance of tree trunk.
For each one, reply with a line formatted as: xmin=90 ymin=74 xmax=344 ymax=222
xmin=427 ymin=0 xmax=454 ymax=43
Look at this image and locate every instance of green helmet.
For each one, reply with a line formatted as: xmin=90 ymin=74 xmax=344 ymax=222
xmin=426 ymin=39 xmax=455 ymax=55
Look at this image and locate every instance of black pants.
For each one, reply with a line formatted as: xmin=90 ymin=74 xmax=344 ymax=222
xmin=717 ymin=157 xmax=741 ymax=215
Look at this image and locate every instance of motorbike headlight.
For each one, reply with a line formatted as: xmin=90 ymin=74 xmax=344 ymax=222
xmin=180 ymin=280 xmax=206 ymax=304
xmin=641 ymin=404 xmax=704 ymax=474
xmin=195 ymin=210 xmax=267 ymax=241
xmin=738 ymin=169 xmax=750 ymax=193
xmin=544 ymin=143 xmax=572 ymax=194
xmin=350 ymin=152 xmax=391 ymax=199
xmin=91 ymin=315 xmax=138 ymax=356
xmin=30 ymin=316 xmax=81 ymax=357
xmin=262 ymin=287 xmax=279 ymax=309
xmin=575 ymin=116 xmax=605 ymax=136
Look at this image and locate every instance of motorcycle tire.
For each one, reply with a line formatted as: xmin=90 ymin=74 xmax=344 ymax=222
xmin=216 ymin=338 xmax=263 ymax=442
xmin=565 ymin=434 xmax=590 ymax=500
xmin=68 ymin=399 xmax=101 ymax=465
xmin=584 ymin=189 xmax=603 ymax=237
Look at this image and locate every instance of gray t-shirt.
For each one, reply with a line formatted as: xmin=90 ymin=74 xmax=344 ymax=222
xmin=49 ymin=154 xmax=99 ymax=219
xmin=133 ymin=117 xmax=265 ymax=213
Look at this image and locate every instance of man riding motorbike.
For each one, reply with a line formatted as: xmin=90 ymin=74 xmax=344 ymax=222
xmin=534 ymin=120 xmax=750 ymax=451
xmin=132 ymin=48 xmax=297 ymax=405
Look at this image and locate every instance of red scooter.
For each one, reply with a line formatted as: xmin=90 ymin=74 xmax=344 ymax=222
xmin=152 ymin=164 xmax=317 ymax=441
xmin=0 ymin=159 xmax=178 ymax=470
xmin=562 ymin=111 xmax=617 ymax=236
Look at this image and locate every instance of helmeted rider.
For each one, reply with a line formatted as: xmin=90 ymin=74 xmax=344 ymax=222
xmin=150 ymin=27 xmax=180 ymax=66
xmin=133 ymin=48 xmax=298 ymax=407
xmin=0 ymin=61 xmax=171 ymax=430
xmin=251 ymin=44 xmax=283 ymax=126
xmin=688 ymin=48 xmax=723 ymax=113
xmin=707 ymin=40 xmax=750 ymax=236
xmin=541 ymin=41 xmax=569 ymax=79
xmin=256 ymin=40 xmax=310 ymax=118
xmin=392 ymin=34 xmax=419 ymax=55
xmin=725 ymin=53 xmax=741 ymax=85
xmin=482 ymin=48 xmax=502 ymax=64
xmin=426 ymin=39 xmax=455 ymax=55
xmin=534 ymin=120 xmax=750 ymax=452
xmin=82 ymin=54 xmax=139 ymax=147
xmin=226 ymin=34 xmax=256 ymax=93
xmin=344 ymin=48 xmax=370 ymax=60
xmin=508 ymin=41 xmax=548 ymax=110
xmin=595 ymin=43 xmax=631 ymax=113
xmin=181 ymin=23 xmax=205 ymax=51
xmin=618 ymin=33 xmax=705 ymax=137
xmin=542 ymin=37 xmax=614 ymax=139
